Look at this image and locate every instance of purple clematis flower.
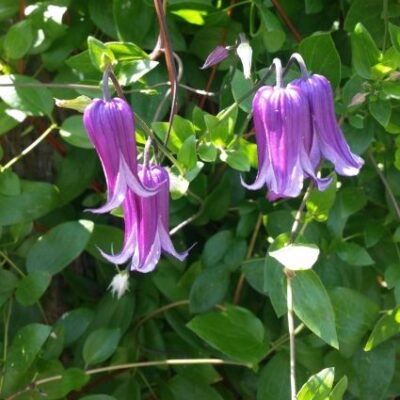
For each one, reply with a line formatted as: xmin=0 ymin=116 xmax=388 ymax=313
xmin=83 ymin=97 xmax=157 ymax=214
xmin=242 ymin=55 xmax=364 ymax=201
xmin=101 ymin=164 xmax=188 ymax=273
xmin=242 ymin=84 xmax=332 ymax=201
xmin=289 ymin=74 xmax=364 ymax=176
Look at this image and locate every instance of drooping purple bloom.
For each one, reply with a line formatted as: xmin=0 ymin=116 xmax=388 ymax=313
xmin=83 ymin=98 xmax=157 ymax=214
xmin=101 ymin=164 xmax=188 ymax=273
xmin=242 ymin=85 xmax=331 ymax=201
xmin=289 ymin=74 xmax=364 ymax=176
xmin=201 ymin=45 xmax=230 ymax=69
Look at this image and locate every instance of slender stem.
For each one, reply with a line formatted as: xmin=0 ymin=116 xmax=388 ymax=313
xmin=1 ymin=124 xmax=58 ymax=171
xmin=285 ymin=53 xmax=309 ymax=79
xmin=264 ymin=323 xmax=304 ymax=358
xmin=134 ymin=113 xmax=185 ymax=175
xmin=290 ymin=182 xmax=313 ymax=241
xmin=6 ymin=358 xmax=250 ymax=400
xmin=102 ymin=65 xmax=112 ymax=101
xmin=285 ymin=271 xmax=297 ymax=400
xmin=169 ymin=190 xmax=205 ymax=235
xmin=383 ymin=0 xmax=389 ymax=52
xmin=135 ymin=300 xmax=189 ymax=330
xmin=273 ymin=58 xmax=283 ymax=88
xmin=0 ymin=82 xmax=100 ymax=90
xmin=221 ymin=0 xmax=251 ymax=13
xmin=368 ymin=151 xmax=400 ymax=221
xmin=0 ymin=251 xmax=25 ymax=278
xmin=0 ymin=300 xmax=12 ymax=396
xmin=143 ymin=136 xmax=153 ymax=169
xmin=271 ymin=0 xmax=302 ymax=43
xmin=233 ymin=212 xmax=263 ymax=304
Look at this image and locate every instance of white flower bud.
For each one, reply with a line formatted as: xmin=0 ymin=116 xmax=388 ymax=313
xmin=236 ymin=41 xmax=253 ymax=80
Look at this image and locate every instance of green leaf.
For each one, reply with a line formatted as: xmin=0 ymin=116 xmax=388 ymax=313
xmin=4 ymin=20 xmax=33 ymax=59
xmin=202 ymin=230 xmax=233 ymax=268
xmin=225 ymin=149 xmax=250 ymax=172
xmin=329 ymin=376 xmax=348 ymax=400
xmin=389 ymin=22 xmax=400 ymax=53
xmin=337 ymin=242 xmax=374 ymax=266
xmin=187 ymin=304 xmax=268 ymax=365
xmin=106 ymin=41 xmax=149 ymax=60
xmin=83 ymin=328 xmax=121 ymax=367
xmin=306 ymin=175 xmax=336 ymax=221
xmin=189 ymin=266 xmax=230 ymax=313
xmin=0 ymin=181 xmax=59 ymax=226
xmin=0 ymin=170 xmax=20 ymax=196
xmin=242 ymin=259 xmax=266 ymax=295
xmin=353 ymin=342 xmax=395 ymax=400
xmin=27 ymin=220 xmax=94 ymax=275
xmin=368 ymin=99 xmax=392 ymax=127
xmin=299 ymin=32 xmax=341 ymax=88
xmin=364 ymin=307 xmax=400 ymax=351
xmin=59 ymin=115 xmax=93 ymax=149
xmin=198 ymin=142 xmax=217 ymax=162
xmin=257 ymin=352 xmax=291 ymax=400
xmin=88 ymin=0 xmax=117 ymax=37
xmin=178 ymin=135 xmax=197 ymax=170
xmin=0 ymin=0 xmax=18 ymax=21
xmin=257 ymin=4 xmax=286 ymax=53
xmin=231 ymin=70 xmax=254 ymax=112
xmin=113 ymin=0 xmax=156 ymax=46
xmin=204 ymin=107 xmax=237 ymax=147
xmin=56 ymin=308 xmax=94 ymax=346
xmin=327 ymin=187 xmax=367 ymax=236
xmin=297 ymin=367 xmax=335 ymax=400
xmin=43 ymin=368 xmax=89 ymax=399
xmin=0 ymin=102 xmax=21 ymax=135
xmin=2 ymin=323 xmax=52 ymax=395
xmin=168 ymin=375 xmax=223 ymax=400
xmin=330 ymin=287 xmax=379 ymax=357
xmin=153 ymin=115 xmax=196 ymax=153
xmin=0 ymin=269 xmax=18 ymax=307
xmin=16 ymin=271 xmax=51 ymax=306
xmin=116 ymin=59 xmax=159 ymax=85
xmin=351 ymin=23 xmax=381 ymax=79
xmin=264 ymin=255 xmax=287 ymax=317
xmin=55 ymin=148 xmax=98 ymax=205
xmin=305 ymin=0 xmax=323 ymax=14
xmin=344 ymin=0 xmax=384 ymax=42
xmin=0 ymin=75 xmax=54 ymax=116
xmin=80 ymin=396 xmax=117 ymax=400
xmin=87 ymin=36 xmax=115 ymax=71
xmin=86 ymin=224 xmax=124 ymax=262
xmin=292 ymin=270 xmax=339 ymax=348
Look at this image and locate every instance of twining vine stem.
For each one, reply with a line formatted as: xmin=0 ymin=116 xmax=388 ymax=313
xmin=6 ymin=358 xmax=251 ymax=400
xmin=286 ymin=180 xmax=314 ymax=400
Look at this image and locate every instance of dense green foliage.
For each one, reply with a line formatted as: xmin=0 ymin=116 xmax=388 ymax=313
xmin=0 ymin=0 xmax=399 ymax=399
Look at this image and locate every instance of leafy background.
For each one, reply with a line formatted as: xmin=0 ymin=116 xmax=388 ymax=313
xmin=0 ymin=0 xmax=399 ymax=399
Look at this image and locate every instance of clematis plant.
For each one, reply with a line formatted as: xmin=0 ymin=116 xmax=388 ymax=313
xmin=242 ymin=54 xmax=363 ymax=200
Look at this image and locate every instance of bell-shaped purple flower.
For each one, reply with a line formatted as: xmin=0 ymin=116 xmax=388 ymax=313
xmin=201 ymin=45 xmax=230 ymax=69
xmin=289 ymin=74 xmax=364 ymax=176
xmin=83 ymin=97 xmax=156 ymax=214
xmin=242 ymin=85 xmax=331 ymax=201
xmin=101 ymin=165 xmax=188 ymax=273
